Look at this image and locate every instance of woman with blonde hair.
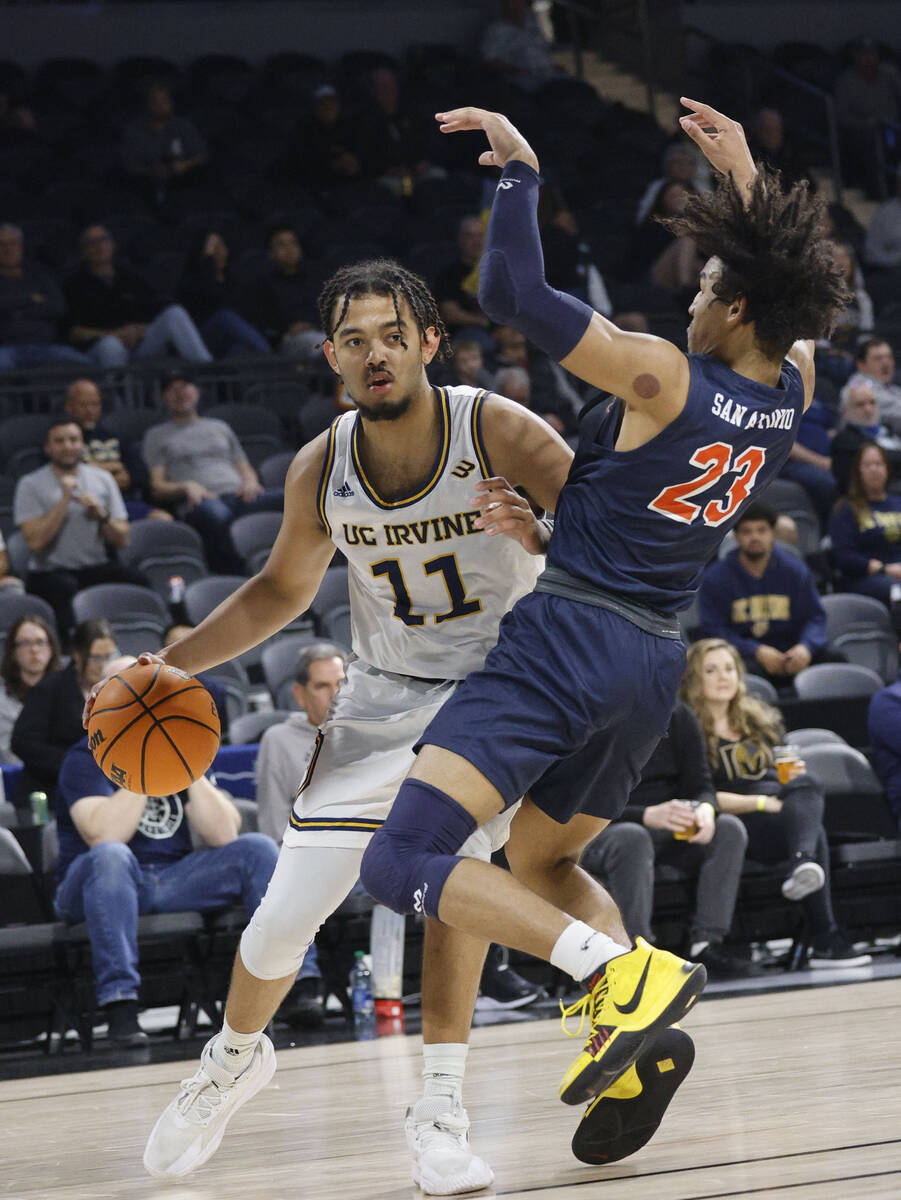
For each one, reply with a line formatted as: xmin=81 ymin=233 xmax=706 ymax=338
xmin=680 ymin=638 xmax=870 ymax=967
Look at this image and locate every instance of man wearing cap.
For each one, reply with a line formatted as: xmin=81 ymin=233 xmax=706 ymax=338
xmin=65 ymin=223 xmax=212 ymax=368
xmin=142 ymin=371 xmax=282 ymax=571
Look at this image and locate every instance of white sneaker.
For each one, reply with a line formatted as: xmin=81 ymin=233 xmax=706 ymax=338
xmin=405 ymin=1097 xmax=494 ymax=1196
xmin=781 ymin=859 xmax=826 ymax=901
xmin=143 ymin=1034 xmax=276 ymax=1178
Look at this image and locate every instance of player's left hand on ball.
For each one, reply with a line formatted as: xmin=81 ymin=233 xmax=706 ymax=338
xmin=472 ymin=477 xmax=545 ymax=554
xmin=435 ymin=107 xmax=539 ymax=173
xmin=82 ymin=651 xmax=163 ymax=727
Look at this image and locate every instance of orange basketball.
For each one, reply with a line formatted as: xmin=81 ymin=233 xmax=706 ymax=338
xmin=87 ymin=661 xmax=221 ymax=796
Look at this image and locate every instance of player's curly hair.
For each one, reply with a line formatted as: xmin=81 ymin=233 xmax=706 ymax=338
xmin=317 ymin=258 xmax=453 ymax=361
xmin=660 ymin=164 xmax=851 ymax=359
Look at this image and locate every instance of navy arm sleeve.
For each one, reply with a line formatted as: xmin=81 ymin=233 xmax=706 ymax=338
xmin=479 ymin=160 xmax=594 ymax=363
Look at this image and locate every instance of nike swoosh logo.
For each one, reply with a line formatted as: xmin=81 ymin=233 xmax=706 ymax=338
xmin=613 ymin=954 xmax=652 ymax=1015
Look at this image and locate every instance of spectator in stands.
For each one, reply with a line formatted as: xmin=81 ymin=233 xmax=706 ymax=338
xmin=747 ymin=107 xmax=810 ymax=189
xmin=177 ymin=230 xmax=270 ymax=359
xmin=832 ymin=379 xmax=901 ymax=495
xmin=698 ymin=502 xmax=833 ymax=691
xmin=65 ymin=224 xmax=212 ymax=368
xmin=240 ymin=226 xmax=321 ymax=358
xmin=844 ymin=337 xmax=901 ymax=434
xmin=10 ymin=619 xmax=116 ymax=813
xmin=479 ymin=0 xmax=558 ymax=90
xmin=779 ymin=393 xmax=836 ymax=522
xmin=681 ymin=639 xmax=872 ymax=968
xmin=864 ymin=163 xmax=901 ymax=269
xmin=435 ymin=216 xmax=493 ymax=349
xmin=538 ymin=184 xmax=613 ymax=314
xmin=64 ymin=378 xmax=170 ymax=523
xmin=491 ymin=323 xmax=580 ymax=432
xmin=53 ymin=654 xmax=278 ymax=1047
xmin=256 ymin=643 xmax=346 ymax=843
xmin=635 ymin=143 xmax=710 ymax=228
xmin=446 ymin=338 xmax=494 ymax=391
xmin=834 ymin=38 xmax=901 ymax=199
xmin=14 ymin=417 xmax=148 ymax=637
xmin=143 ymin=369 xmax=283 ymax=572
xmin=359 ymin=67 xmax=445 ymax=196
xmin=121 ymin=80 xmax=208 ymax=207
xmin=0 ymin=613 xmax=60 ymax=766
xmin=281 ymin=84 xmax=363 ymax=189
xmin=0 ymin=224 xmax=88 ymax=371
xmin=581 ymin=701 xmax=751 ymax=980
xmin=493 ymin=364 xmax=567 ymax=435
xmin=868 ymin=679 xmax=901 ymax=831
xmin=629 ymin=182 xmax=703 ymax=300
xmin=828 ymin=443 xmax=901 ymax=627
xmin=828 ymin=241 xmax=874 ymax=350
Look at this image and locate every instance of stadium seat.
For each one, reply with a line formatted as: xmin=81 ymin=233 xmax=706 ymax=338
xmin=71 ymin=583 xmax=170 ymax=657
xmin=801 ymin=742 xmax=896 ymax=840
xmin=821 ymin=592 xmax=899 ymax=683
xmin=229 ymin=511 xmax=282 ymax=574
xmin=789 ymin=727 xmax=848 ymax=748
xmin=100 ymin=406 xmax=168 ymax=444
xmin=184 ymin=575 xmax=246 ymax=626
xmin=228 ymin=709 xmax=293 ymax=745
xmin=0 ymin=414 xmax=50 ymax=472
xmin=261 ymin=632 xmax=320 ymax=706
xmin=792 ymin=662 xmax=885 ymax=701
xmin=321 ymin=603 xmax=351 ymax=649
xmin=201 ymin=657 xmax=251 ymax=724
xmin=757 ymin=477 xmax=822 ymax=556
xmin=0 ymin=473 xmax=17 ymax=537
xmin=309 ymin=566 xmax=349 ymax=627
xmin=123 ymin=518 xmax=208 ymax=601
xmin=258 ymin=450 xmax=295 ymax=490
xmin=203 ymin=402 xmax=286 ymax=469
xmin=240 ymin=381 xmax=311 ymax=440
xmin=0 ymin=826 xmax=48 ymax=925
xmin=4 ymin=531 xmax=30 ymax=581
xmin=0 ymin=590 xmax=57 ymax=643
xmin=744 ymin=674 xmax=779 ymax=705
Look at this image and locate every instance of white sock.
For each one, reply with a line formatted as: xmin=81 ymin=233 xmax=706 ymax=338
xmin=421 ymin=1042 xmax=468 ymax=1104
xmin=211 ymin=1016 xmax=265 ymax=1076
xmin=550 ymin=921 xmax=630 ymax=984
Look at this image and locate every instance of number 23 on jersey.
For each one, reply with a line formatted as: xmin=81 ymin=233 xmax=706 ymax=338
xmin=648 ymin=441 xmax=766 ymax=527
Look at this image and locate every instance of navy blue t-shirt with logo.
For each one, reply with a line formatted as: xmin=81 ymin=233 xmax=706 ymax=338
xmin=55 ymin=737 xmax=194 ymax=885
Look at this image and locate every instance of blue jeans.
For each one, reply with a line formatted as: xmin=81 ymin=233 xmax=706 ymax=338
xmin=0 ymin=343 xmax=91 ymax=370
xmin=88 ymin=304 xmax=212 ymax=368
xmin=184 ymin=489 xmax=284 ymax=573
xmin=201 ymin=309 xmax=271 ymax=357
xmin=54 ymin=834 xmax=318 ymax=1006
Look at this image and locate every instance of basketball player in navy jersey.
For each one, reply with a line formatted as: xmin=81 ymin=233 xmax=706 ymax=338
xmin=358 ymin=97 xmax=850 ymax=1126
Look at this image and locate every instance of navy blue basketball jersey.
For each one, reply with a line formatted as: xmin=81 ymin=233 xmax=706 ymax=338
xmin=547 ymin=353 xmax=806 ymax=613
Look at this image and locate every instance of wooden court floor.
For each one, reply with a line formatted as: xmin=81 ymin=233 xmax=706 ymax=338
xmin=2 ymin=978 xmax=899 ymax=1199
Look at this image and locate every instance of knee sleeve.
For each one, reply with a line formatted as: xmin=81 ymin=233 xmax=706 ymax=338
xmin=359 ymin=780 xmax=477 ymax=919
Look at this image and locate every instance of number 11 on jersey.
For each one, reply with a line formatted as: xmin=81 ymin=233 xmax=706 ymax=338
xmin=372 ymin=555 xmax=483 ymax=626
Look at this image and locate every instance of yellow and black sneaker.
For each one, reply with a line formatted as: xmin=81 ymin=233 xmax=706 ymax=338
xmin=571 ymin=1026 xmax=695 ymax=1164
xmin=558 ymin=938 xmax=705 ymax=1106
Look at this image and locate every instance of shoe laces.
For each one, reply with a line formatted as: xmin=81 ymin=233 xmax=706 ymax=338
xmin=175 ymin=1069 xmax=233 ymax=1125
xmin=559 ymin=975 xmax=609 ymax=1040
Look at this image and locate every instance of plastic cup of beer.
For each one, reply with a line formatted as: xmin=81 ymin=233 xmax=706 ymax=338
xmin=774 ymin=744 xmax=803 ymax=785
xmin=673 ymin=801 xmax=698 ymax=840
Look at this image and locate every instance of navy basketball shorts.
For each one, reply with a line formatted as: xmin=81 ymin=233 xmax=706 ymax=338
xmin=417 ymin=591 xmax=687 ymax=824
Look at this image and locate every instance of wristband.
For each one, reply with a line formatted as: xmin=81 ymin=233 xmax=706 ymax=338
xmin=756 ymin=796 xmax=766 ymax=812
xmin=696 ymin=802 xmax=716 ymax=822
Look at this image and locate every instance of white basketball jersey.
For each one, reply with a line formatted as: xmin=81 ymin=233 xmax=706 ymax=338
xmin=319 ymin=386 xmax=541 ymax=679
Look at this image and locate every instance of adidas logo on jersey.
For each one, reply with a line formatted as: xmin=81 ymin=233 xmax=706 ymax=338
xmin=333 ymin=482 xmax=355 ymax=498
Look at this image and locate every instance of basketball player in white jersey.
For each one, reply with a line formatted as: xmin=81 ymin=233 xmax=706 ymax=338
xmin=130 ymin=258 xmax=574 ymax=1193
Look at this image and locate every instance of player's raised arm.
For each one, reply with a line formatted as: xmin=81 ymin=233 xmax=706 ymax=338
xmin=436 ymin=106 xmax=689 ymax=413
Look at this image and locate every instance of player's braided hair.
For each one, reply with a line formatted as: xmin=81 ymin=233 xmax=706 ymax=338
xmin=317 ymin=258 xmax=453 ymax=361
xmin=659 ymin=164 xmax=851 ymax=360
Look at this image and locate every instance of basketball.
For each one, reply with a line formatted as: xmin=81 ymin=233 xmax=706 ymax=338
xmin=87 ymin=661 xmax=221 ymax=796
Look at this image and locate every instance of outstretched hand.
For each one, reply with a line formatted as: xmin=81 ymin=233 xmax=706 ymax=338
xmin=679 ymin=97 xmax=757 ymax=190
xmin=435 ymin=107 xmax=540 ymax=173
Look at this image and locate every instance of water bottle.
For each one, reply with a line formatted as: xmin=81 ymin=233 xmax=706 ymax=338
xmin=370 ymin=904 xmax=405 ymax=1035
xmin=167 ymin=575 xmax=186 ymax=606
xmin=349 ymin=950 xmax=375 ymax=1039
xmin=28 ymin=791 xmax=48 ymax=825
